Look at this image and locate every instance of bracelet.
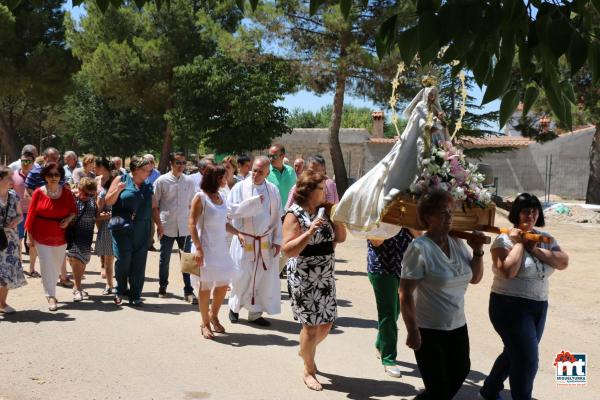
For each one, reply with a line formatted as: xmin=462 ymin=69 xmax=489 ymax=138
xmin=473 ymin=250 xmax=484 ymax=257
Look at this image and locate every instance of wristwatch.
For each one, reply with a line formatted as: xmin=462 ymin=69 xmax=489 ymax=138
xmin=473 ymin=250 xmax=485 ymax=257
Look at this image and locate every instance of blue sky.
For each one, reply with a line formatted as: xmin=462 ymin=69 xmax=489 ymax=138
xmin=64 ymin=3 xmax=500 ymax=128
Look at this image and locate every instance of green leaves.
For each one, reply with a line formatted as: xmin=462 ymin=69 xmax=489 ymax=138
xmin=499 ymin=89 xmax=519 ymax=129
xmin=522 ymin=85 xmax=539 ymax=116
xmin=397 ymin=27 xmax=418 ymax=65
xmin=340 ymin=0 xmax=352 ymax=19
xmin=567 ymin=32 xmax=587 ymax=75
xmin=95 ymin=0 xmax=110 ymax=13
xmin=481 ymin=56 xmax=512 ymax=105
xmin=589 ymin=42 xmax=600 ymax=85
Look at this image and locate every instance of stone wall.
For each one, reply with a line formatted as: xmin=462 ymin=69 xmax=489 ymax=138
xmin=471 ymin=127 xmax=595 ymax=200
xmin=267 ymin=128 xmax=370 ymax=180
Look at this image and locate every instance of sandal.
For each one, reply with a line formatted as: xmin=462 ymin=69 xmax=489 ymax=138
xmin=210 ymin=318 xmax=226 ymax=333
xmin=30 ymin=271 xmax=41 ymax=278
xmin=201 ymin=324 xmax=215 ymax=340
xmin=57 ymin=279 xmax=74 ymax=288
xmin=114 ymin=295 xmax=123 ymax=305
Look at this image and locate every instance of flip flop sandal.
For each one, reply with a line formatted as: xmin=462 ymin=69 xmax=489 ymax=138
xmin=30 ymin=271 xmax=42 ymax=278
xmin=23 ymin=271 xmax=32 ymax=277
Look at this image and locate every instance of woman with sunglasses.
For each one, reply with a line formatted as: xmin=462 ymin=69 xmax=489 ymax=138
xmin=25 ymin=162 xmax=77 ymax=311
xmin=66 ymin=177 xmax=99 ymax=302
xmin=480 ymin=193 xmax=569 ymax=400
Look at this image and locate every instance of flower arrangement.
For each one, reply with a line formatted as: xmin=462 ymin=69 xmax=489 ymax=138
xmin=409 ymin=141 xmax=493 ymax=208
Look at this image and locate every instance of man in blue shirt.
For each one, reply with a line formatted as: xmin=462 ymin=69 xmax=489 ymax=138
xmin=25 ymin=147 xmax=62 ymax=192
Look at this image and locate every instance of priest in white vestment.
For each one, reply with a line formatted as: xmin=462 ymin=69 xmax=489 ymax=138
xmin=227 ymin=156 xmax=283 ymax=326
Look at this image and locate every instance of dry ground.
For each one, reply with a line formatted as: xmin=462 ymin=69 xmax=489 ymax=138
xmin=1 ymin=211 xmax=598 ymax=400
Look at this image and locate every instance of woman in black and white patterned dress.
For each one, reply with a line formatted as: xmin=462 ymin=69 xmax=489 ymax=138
xmin=282 ymin=170 xmax=346 ymax=392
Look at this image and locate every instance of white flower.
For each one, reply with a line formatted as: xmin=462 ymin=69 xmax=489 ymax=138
xmin=422 ymin=159 xmax=430 ymax=166
xmin=452 ymin=186 xmax=467 ymax=200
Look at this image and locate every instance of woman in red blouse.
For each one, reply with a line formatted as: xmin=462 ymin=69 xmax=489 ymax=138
xmin=25 ymin=162 xmax=77 ymax=311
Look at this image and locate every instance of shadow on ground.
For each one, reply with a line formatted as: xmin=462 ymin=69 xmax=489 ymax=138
xmin=0 ymin=310 xmax=76 ymax=324
xmin=318 ymin=370 xmax=418 ymax=400
xmin=216 ymin=332 xmax=299 ymax=347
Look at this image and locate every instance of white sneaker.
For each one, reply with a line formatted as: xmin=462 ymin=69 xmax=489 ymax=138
xmin=73 ymin=290 xmax=83 ymax=302
xmin=0 ymin=305 xmax=16 ymax=314
xmin=384 ymin=365 xmax=402 ymax=378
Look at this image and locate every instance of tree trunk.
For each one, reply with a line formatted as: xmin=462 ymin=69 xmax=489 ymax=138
xmin=158 ymin=101 xmax=174 ymax=173
xmin=158 ymin=120 xmax=173 ymax=173
xmin=0 ymin=121 xmax=18 ymax=159
xmin=329 ymin=35 xmax=350 ymax=197
xmin=586 ymin=123 xmax=600 ymax=204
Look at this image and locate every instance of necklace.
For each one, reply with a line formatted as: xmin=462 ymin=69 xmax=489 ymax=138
xmin=47 ymin=186 xmax=61 ymax=198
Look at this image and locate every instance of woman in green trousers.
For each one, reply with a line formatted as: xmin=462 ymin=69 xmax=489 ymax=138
xmin=106 ymin=156 xmax=154 ymax=306
xmin=367 ymin=227 xmax=419 ymax=378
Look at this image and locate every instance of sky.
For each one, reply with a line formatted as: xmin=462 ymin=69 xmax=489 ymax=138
xmin=63 ymin=3 xmax=501 ymax=128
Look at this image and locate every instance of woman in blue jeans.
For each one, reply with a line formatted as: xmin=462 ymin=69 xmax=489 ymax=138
xmin=480 ymin=193 xmax=569 ymax=400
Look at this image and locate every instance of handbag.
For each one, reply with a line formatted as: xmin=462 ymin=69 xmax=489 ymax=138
xmin=180 ymin=196 xmax=205 ymax=277
xmin=0 ymin=194 xmax=13 ymax=251
xmin=107 ymin=215 xmax=133 ymax=231
xmin=66 ymin=201 xmax=88 ymax=250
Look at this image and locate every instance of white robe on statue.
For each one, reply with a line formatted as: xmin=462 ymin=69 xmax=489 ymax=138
xmin=332 ymin=86 xmax=443 ymax=239
xmin=227 ymin=178 xmax=283 ymax=316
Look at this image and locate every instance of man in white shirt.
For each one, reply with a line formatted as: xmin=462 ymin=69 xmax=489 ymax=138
xmin=63 ymin=150 xmax=81 ymax=183
xmin=227 ymin=156 xmax=283 ymax=326
xmin=153 ymin=152 xmax=198 ymax=303
xmin=9 ymin=144 xmax=38 ymax=172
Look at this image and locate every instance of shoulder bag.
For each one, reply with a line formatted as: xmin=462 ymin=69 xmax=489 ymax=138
xmin=180 ymin=193 xmax=205 ymax=277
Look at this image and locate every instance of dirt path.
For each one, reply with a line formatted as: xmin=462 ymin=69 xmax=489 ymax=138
xmin=1 ymin=212 xmax=598 ymax=399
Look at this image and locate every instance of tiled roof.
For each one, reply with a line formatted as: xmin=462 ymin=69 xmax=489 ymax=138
xmin=459 ymin=136 xmax=533 ymax=149
xmin=369 ymin=137 xmax=397 ymax=144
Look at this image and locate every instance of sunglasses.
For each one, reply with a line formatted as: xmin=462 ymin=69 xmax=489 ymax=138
xmin=46 ymin=172 xmax=61 ymax=178
xmin=21 ymin=159 xmax=33 ymax=165
xmin=267 ymin=154 xmax=281 ymax=159
xmin=174 ymin=161 xmax=186 ymax=165
xmin=81 ymin=191 xmax=96 ymax=197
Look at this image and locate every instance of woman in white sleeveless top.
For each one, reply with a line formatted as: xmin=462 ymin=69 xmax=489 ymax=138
xmin=188 ymin=165 xmax=241 ymax=339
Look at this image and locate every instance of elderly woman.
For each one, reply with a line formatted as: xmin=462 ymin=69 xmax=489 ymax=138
xmin=0 ymin=166 xmax=26 ymax=314
xmin=480 ymin=193 xmax=568 ymax=400
xmin=400 ymin=190 xmax=484 ymax=400
xmin=282 ymin=170 xmax=346 ymax=391
xmin=25 ymin=162 xmax=77 ymax=311
xmin=71 ymin=154 xmax=96 ymax=186
xmin=66 ymin=177 xmax=98 ymax=302
xmin=105 ymin=156 xmax=154 ymax=306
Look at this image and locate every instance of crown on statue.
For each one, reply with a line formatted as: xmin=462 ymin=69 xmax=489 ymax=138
xmin=421 ymin=75 xmax=438 ymax=87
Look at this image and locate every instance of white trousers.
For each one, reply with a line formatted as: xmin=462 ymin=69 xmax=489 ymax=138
xmin=36 ymin=242 xmax=67 ymax=298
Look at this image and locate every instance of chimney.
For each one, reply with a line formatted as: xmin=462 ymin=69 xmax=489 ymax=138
xmin=372 ymin=111 xmax=384 ymax=138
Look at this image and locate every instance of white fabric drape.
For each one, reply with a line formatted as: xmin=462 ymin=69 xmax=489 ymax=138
xmin=332 ymin=86 xmax=441 ymax=239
